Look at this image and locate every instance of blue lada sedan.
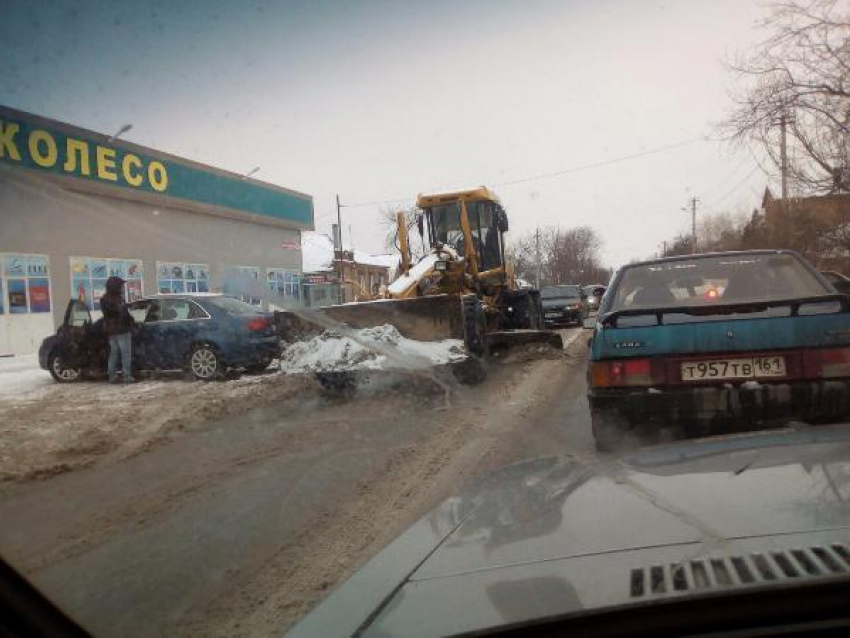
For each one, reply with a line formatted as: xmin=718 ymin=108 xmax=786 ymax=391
xmin=587 ymin=250 xmax=850 ymax=450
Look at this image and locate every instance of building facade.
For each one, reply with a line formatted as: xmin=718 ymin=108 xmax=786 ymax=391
xmin=0 ymin=106 xmax=313 ymax=355
xmin=300 ymin=232 xmax=396 ymax=306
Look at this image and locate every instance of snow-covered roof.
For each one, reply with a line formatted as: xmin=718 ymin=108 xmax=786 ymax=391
xmin=354 ymin=251 xmax=398 ymax=269
xmin=301 ymin=232 xmax=335 ymax=273
xmin=301 ymin=232 xmax=398 ymax=274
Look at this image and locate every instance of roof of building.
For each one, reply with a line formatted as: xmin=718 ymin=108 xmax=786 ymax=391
xmin=301 ymin=232 xmax=397 ymax=274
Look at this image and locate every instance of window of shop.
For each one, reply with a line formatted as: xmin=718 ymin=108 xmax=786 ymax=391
xmin=267 ymin=268 xmax=302 ymax=303
xmin=0 ymin=253 xmax=52 ymax=315
xmin=235 ymin=266 xmax=262 ymax=307
xmin=156 ymin=262 xmax=210 ymax=294
xmin=71 ymin=257 xmax=143 ymax=310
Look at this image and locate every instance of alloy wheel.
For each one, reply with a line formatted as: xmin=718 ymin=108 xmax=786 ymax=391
xmin=190 ymin=348 xmax=219 ymax=379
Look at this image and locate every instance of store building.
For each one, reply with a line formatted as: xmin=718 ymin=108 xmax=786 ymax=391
xmin=0 ymin=105 xmax=313 ymax=355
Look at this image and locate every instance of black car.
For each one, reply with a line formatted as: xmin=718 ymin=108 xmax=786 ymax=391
xmin=541 ymin=284 xmax=588 ymax=326
xmin=39 ymin=295 xmax=281 ymax=382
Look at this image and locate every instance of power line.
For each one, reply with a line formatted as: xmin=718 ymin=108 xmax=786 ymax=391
xmin=494 ymin=137 xmax=708 ymax=187
xmin=327 ymin=135 xmax=712 ymax=212
xmin=703 ymin=163 xmax=763 ymax=210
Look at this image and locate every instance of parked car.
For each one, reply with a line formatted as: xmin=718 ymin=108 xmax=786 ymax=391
xmin=39 ymin=294 xmax=281 ymax=382
xmin=822 ymin=270 xmax=850 ymax=295
xmin=582 ymin=284 xmax=607 ymax=311
xmin=586 ymin=250 xmax=850 ymax=451
xmin=287 ymin=423 xmax=850 ymax=638
xmin=541 ymin=285 xmax=588 ymax=326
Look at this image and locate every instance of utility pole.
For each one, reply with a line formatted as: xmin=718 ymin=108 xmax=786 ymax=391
xmin=534 ymin=227 xmax=542 ymax=289
xmin=683 ymin=197 xmax=699 ymax=253
xmin=336 ymin=194 xmax=343 ymax=304
xmin=779 ymin=113 xmax=789 ymax=201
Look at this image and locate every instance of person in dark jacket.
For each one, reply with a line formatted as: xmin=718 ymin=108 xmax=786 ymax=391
xmin=100 ymin=276 xmax=136 ymax=383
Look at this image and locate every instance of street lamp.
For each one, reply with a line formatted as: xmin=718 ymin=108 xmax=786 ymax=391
xmin=108 ymin=123 xmax=133 ymax=142
xmin=242 ymin=166 xmax=260 ymax=180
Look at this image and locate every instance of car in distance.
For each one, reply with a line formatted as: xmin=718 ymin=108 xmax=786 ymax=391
xmin=586 ymin=250 xmax=850 ymax=451
xmin=286 ymin=424 xmax=850 ymax=638
xmin=541 ymin=284 xmax=588 ymax=326
xmin=39 ymin=294 xmax=280 ymax=382
xmin=583 ymin=284 xmax=607 ymax=311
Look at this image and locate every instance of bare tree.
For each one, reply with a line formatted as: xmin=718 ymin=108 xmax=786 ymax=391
xmin=379 ymin=204 xmax=428 ymax=261
xmin=721 ymin=0 xmax=850 ymax=194
xmin=510 ymin=226 xmax=611 ymax=286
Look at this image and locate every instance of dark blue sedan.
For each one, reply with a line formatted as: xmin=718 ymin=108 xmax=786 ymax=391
xmin=39 ymin=294 xmax=281 ymax=381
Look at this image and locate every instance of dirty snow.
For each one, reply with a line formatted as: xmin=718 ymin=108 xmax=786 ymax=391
xmin=279 ymin=324 xmax=466 ymax=373
xmin=0 ymin=354 xmax=53 ymax=400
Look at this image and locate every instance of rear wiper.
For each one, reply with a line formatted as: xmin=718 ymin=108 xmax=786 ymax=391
xmin=600 ymin=293 xmax=849 ymax=327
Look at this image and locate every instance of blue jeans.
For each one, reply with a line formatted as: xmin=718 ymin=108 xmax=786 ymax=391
xmin=108 ymin=332 xmax=133 ymax=381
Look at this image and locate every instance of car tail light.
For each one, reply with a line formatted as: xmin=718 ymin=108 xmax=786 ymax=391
xmin=590 ymin=358 xmax=665 ymax=388
xmin=247 ymin=317 xmax=271 ymax=331
xmin=803 ymin=347 xmax=850 ymax=379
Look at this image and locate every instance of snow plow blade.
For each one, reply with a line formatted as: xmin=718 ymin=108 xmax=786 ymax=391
xmin=275 ymin=294 xmax=464 ymax=344
xmin=486 ymin=329 xmax=564 ymax=353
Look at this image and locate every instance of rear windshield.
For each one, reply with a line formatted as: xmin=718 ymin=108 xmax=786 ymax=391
xmin=207 ymin=296 xmax=263 ymax=316
xmin=542 ymin=286 xmax=581 ymax=299
xmin=607 ymin=253 xmax=830 ymax=312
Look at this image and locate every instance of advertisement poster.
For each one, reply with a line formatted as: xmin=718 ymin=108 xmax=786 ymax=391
xmin=7 ymin=279 xmax=27 ymax=313
xmin=126 ymin=280 xmax=143 ymax=302
xmin=127 ymin=261 xmax=142 ymax=280
xmin=28 ymin=278 xmax=51 ymax=312
xmin=71 ymin=257 xmax=89 ymax=276
xmin=92 ymin=279 xmax=107 ymax=310
xmin=90 ymin=261 xmax=108 ymax=279
xmin=109 ymin=261 xmax=126 ymax=278
xmin=3 ymin=255 xmax=26 ymax=277
xmin=157 ymin=261 xmax=183 ymax=279
xmin=74 ymin=277 xmax=91 ymax=306
xmin=26 ymin=256 xmax=49 ymax=277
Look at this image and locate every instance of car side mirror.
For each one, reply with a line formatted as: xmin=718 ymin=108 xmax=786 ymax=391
xmin=583 ymin=317 xmax=595 ymax=329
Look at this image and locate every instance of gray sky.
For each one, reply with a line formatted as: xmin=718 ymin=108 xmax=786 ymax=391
xmin=2 ymin=0 xmax=773 ymax=267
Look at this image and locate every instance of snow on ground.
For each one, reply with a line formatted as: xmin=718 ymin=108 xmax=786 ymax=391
xmin=0 ymin=354 xmax=53 ymax=400
xmin=279 ymin=324 xmax=466 ymax=373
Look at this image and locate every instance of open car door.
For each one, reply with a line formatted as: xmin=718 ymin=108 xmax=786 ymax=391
xmin=61 ymin=299 xmax=105 ymax=371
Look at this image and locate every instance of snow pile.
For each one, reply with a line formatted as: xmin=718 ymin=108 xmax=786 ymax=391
xmin=279 ymin=324 xmax=466 ymax=373
xmin=0 ymin=354 xmax=53 ymax=400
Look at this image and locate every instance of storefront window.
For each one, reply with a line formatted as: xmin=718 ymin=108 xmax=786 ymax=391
xmin=0 ymin=253 xmax=52 ymax=314
xmin=236 ymin=266 xmax=262 ymax=307
xmin=71 ymin=257 xmax=143 ymax=310
xmin=156 ymin=262 xmax=209 ymax=294
xmin=267 ymin=268 xmax=302 ymax=302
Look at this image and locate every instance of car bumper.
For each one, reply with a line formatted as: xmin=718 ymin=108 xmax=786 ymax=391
xmin=38 ymin=339 xmax=54 ymax=370
xmin=589 ymin=379 xmax=850 ymax=433
xmin=225 ymin=337 xmax=282 ymax=365
xmin=544 ymin=310 xmax=582 ymax=325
